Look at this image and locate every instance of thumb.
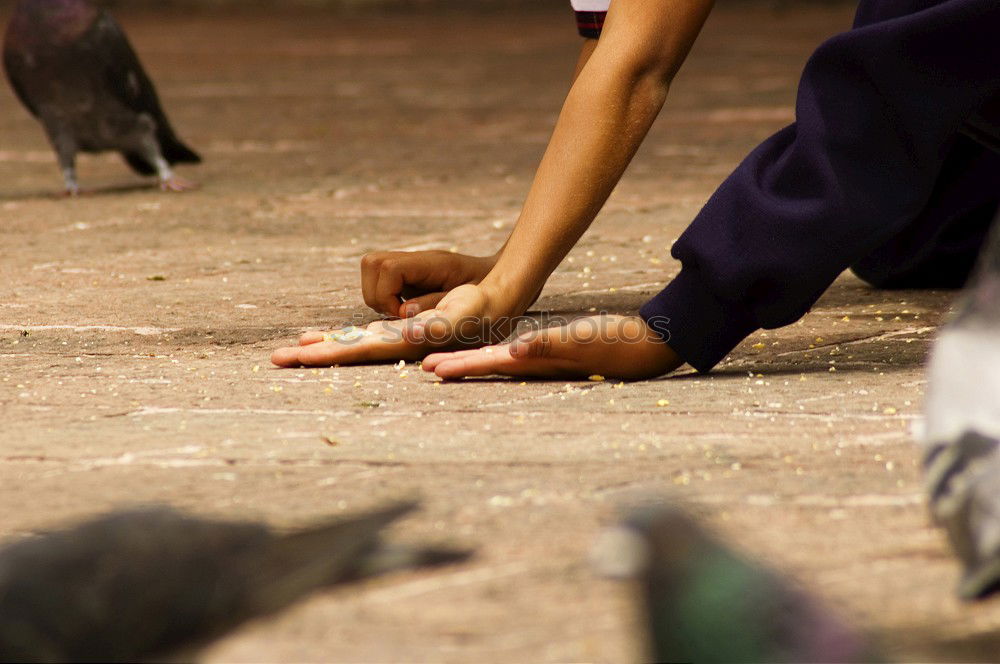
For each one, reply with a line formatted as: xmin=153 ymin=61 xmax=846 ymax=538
xmin=398 ymin=292 xmax=446 ymax=318
xmin=403 ymin=285 xmax=485 ymax=345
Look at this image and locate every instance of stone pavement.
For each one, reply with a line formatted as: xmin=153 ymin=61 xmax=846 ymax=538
xmin=2 ymin=3 xmax=998 ymax=661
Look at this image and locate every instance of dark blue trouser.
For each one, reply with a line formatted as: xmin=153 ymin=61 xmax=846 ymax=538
xmin=639 ymin=0 xmax=1000 ymax=372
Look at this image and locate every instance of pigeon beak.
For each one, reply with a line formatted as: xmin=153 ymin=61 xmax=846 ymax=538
xmin=590 ymin=526 xmax=651 ymax=579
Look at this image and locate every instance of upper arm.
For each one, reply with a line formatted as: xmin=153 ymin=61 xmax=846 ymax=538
xmin=591 ymin=0 xmax=715 ymax=84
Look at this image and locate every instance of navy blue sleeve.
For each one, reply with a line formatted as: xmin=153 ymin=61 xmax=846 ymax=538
xmin=640 ymin=0 xmax=1000 ymax=372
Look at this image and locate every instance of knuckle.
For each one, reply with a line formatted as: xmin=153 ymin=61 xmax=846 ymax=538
xmin=380 ymin=257 xmax=400 ymax=274
xmin=360 ymin=253 xmax=382 ymax=272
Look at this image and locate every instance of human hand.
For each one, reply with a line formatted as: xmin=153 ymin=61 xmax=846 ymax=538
xmin=270 ymin=320 xmax=443 ymax=368
xmin=420 ymin=315 xmax=682 ymax=380
xmin=360 ymin=250 xmax=497 ymax=319
xmin=271 ymin=282 xmax=519 ymax=368
xmin=273 ymin=272 xmax=548 ymax=369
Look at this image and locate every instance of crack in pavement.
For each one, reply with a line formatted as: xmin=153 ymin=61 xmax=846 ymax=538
xmin=775 ymin=327 xmax=936 ymax=357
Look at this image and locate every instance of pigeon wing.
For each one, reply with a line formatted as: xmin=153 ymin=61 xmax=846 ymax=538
xmin=2 ymin=41 xmax=41 ymax=118
xmin=88 ymin=10 xmax=200 ymax=172
xmin=88 ymin=13 xmax=164 ymax=120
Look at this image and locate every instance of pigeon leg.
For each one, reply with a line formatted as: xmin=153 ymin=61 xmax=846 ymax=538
xmin=145 ymin=150 xmax=197 ymax=192
xmin=149 ymin=155 xmax=195 ymax=192
xmin=47 ymin=132 xmax=79 ymax=196
xmin=62 ymin=166 xmax=80 ymax=197
xmin=113 ymin=110 xmax=198 ymax=192
xmin=134 ymin=124 xmax=198 ymax=192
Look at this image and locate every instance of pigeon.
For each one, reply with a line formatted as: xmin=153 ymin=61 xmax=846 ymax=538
xmin=3 ymin=0 xmax=201 ymax=194
xmin=592 ymin=501 xmax=877 ymax=663
xmin=923 ymin=210 xmax=1000 ymax=599
xmin=0 ymin=500 xmax=471 ymax=662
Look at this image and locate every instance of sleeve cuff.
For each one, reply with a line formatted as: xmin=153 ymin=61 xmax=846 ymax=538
xmin=639 ymin=267 xmax=759 ymax=373
xmin=574 ymin=11 xmax=606 ymax=38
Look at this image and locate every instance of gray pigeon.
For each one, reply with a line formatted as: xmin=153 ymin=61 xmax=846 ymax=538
xmin=0 ymin=501 xmax=470 ymax=662
xmin=923 ymin=210 xmax=1000 ymax=599
xmin=593 ymin=501 xmax=878 ymax=663
xmin=3 ymin=0 xmax=201 ymax=194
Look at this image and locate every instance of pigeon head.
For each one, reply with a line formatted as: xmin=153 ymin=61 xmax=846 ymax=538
xmin=15 ymin=0 xmax=93 ymax=13
xmin=592 ymin=503 xmax=776 ymax=662
xmin=591 ymin=501 xmax=712 ymax=582
xmin=8 ymin=0 xmax=99 ymax=46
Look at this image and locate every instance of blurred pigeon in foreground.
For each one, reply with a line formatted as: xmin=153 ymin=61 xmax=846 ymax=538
xmin=3 ymin=0 xmax=201 ymax=194
xmin=0 ymin=501 xmax=470 ymax=662
xmin=923 ymin=210 xmax=1000 ymax=599
xmin=593 ymin=502 xmax=877 ymax=663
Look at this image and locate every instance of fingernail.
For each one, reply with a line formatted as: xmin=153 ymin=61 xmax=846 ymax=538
xmin=403 ymin=303 xmax=420 ymax=317
xmin=410 ymin=322 xmax=425 ymax=340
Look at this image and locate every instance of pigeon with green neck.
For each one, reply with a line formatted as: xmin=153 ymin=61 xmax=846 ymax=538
xmin=593 ymin=501 xmax=879 ymax=663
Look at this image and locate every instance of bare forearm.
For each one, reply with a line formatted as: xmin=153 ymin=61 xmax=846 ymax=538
xmin=481 ymin=0 xmax=714 ymax=312
xmin=484 ymin=57 xmax=669 ymax=307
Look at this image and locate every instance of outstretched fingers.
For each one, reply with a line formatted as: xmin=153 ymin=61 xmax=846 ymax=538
xmin=270 ymin=339 xmax=373 ymax=367
xmin=298 ymin=331 xmax=327 ymax=345
xmin=421 ymin=347 xmax=488 ymax=371
xmin=426 ymin=344 xmax=516 ymax=378
xmin=274 ymin=314 xmax=679 ymax=377
xmin=271 ymin=320 xmax=420 ymax=367
xmin=427 ymin=333 xmax=577 ymax=379
xmin=269 ymin=330 xmax=331 ymax=365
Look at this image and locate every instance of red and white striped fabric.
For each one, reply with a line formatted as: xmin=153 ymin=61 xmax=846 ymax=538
xmin=571 ymin=0 xmax=610 ymax=38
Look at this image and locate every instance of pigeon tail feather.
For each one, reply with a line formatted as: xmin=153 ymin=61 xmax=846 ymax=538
xmin=163 ymin=140 xmax=201 ymax=165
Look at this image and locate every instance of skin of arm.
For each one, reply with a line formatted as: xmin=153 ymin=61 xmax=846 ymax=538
xmin=274 ymin=1 xmax=713 ymax=373
xmin=361 ymin=0 xmax=713 ymax=325
xmin=406 ymin=2 xmax=714 ymax=379
xmin=478 ymin=0 xmax=715 ymax=315
xmin=356 ymin=41 xmax=598 ymax=320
